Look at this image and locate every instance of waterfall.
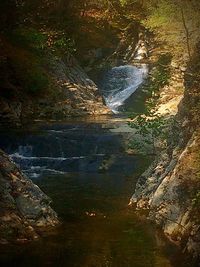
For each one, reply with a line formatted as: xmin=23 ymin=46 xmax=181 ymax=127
xmin=101 ymin=64 xmax=148 ymax=113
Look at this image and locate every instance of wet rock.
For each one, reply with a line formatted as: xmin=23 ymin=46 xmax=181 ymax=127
xmin=16 ymin=196 xmax=43 ymax=218
xmin=0 ymin=149 xmax=59 ymax=243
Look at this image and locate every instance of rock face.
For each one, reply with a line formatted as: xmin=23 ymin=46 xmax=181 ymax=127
xmin=0 ymin=149 xmax=59 ymax=243
xmin=130 ymin=52 xmax=200 ymax=261
xmin=45 ymin=52 xmax=110 ymax=117
xmin=156 ymin=59 xmax=185 ymax=117
xmin=0 ymin=40 xmax=110 ymax=125
xmin=131 ymin=131 xmax=200 ymax=257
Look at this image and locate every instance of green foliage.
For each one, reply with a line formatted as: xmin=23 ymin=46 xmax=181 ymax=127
xmin=149 ymin=53 xmax=172 ymax=93
xmin=5 ymin=25 xmax=78 ymax=96
xmin=128 ymin=111 xmax=166 ymax=154
xmin=11 ymin=27 xmax=48 ymax=51
xmin=135 ymin=54 xmax=172 ymax=108
xmin=142 ymin=0 xmax=200 ymax=56
xmin=144 ymin=0 xmax=179 ymax=28
xmin=53 ymin=37 xmax=76 ymax=54
xmin=128 ymin=53 xmax=171 ymax=154
xmin=10 ymin=27 xmax=77 ymax=55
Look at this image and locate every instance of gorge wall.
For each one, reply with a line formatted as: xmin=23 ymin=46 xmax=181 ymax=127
xmin=130 ymin=44 xmax=200 ymax=262
xmin=0 ymin=37 xmax=110 ymax=125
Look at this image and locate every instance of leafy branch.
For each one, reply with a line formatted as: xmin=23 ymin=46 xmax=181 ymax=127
xmin=128 ymin=54 xmax=172 ymax=154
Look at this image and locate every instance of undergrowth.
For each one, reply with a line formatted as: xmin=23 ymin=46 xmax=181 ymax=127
xmin=128 ymin=53 xmax=172 ymax=154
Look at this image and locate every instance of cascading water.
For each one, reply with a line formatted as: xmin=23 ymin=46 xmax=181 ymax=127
xmin=0 ymin=123 xmax=136 ymax=178
xmin=101 ymin=64 xmax=148 ymax=113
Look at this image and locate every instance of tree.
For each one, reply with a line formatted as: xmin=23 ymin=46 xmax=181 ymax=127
xmin=141 ymin=0 xmax=200 ymax=58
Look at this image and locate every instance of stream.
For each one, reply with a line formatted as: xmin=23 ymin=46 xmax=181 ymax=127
xmin=0 ymin=64 xmax=191 ymax=267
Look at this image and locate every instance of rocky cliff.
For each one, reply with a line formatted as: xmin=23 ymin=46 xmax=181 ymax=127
xmin=0 ymin=149 xmax=59 ymax=244
xmin=0 ymin=37 xmax=110 ymax=125
xmin=130 ymin=47 xmax=200 ymax=262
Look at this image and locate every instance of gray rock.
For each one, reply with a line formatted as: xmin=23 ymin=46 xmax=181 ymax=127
xmin=0 ymin=149 xmax=59 ymax=243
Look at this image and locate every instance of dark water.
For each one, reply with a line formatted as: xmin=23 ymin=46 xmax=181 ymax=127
xmin=0 ymin=64 xmax=193 ymax=267
xmin=0 ymin=119 xmax=192 ymax=267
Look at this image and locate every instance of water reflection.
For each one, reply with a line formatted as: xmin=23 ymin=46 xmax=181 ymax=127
xmin=0 ymin=122 xmax=192 ymax=267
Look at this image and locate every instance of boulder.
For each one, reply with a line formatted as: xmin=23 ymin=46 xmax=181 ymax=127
xmin=0 ymin=149 xmax=59 ymax=243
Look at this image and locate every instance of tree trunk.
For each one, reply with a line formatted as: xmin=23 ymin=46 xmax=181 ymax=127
xmin=180 ymin=8 xmax=191 ymax=59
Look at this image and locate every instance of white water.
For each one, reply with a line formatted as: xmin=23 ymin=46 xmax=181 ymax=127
xmin=103 ymin=64 xmax=148 ymax=113
xmin=9 ymin=145 xmax=107 ymax=178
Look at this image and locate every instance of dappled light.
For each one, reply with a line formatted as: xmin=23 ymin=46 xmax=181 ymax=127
xmin=0 ymin=1 xmax=200 ymax=266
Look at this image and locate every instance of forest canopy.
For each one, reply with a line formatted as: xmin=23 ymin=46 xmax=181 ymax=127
xmin=1 ymin=0 xmax=200 ymax=58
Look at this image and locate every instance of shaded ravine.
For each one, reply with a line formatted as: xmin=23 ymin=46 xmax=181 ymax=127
xmin=0 ymin=65 xmax=192 ymax=266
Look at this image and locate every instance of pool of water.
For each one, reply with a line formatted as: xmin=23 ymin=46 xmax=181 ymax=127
xmin=0 ymin=120 xmax=192 ymax=267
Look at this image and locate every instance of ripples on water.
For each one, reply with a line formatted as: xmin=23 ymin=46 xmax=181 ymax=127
xmin=0 ymin=64 xmax=193 ymax=267
xmin=0 ymin=121 xmax=192 ymax=267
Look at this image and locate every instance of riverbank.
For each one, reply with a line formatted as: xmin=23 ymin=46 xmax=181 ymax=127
xmin=0 ymin=120 xmax=192 ymax=267
xmin=130 ymin=39 xmax=200 ymax=264
xmin=0 ymin=149 xmax=59 ymax=244
xmin=0 ymin=2 xmax=199 ymax=264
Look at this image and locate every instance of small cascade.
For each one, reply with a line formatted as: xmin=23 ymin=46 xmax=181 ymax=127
xmin=1 ymin=123 xmax=136 ymax=178
xmin=18 ymin=145 xmax=33 ymax=157
xmin=101 ymin=64 xmax=148 ymax=113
